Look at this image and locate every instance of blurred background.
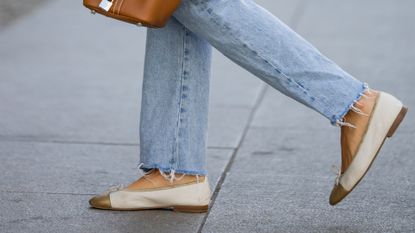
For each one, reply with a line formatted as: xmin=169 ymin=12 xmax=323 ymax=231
xmin=0 ymin=0 xmax=49 ymax=30
xmin=0 ymin=0 xmax=414 ymax=232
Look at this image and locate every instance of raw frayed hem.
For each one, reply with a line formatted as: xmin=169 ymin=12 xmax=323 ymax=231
xmin=136 ymin=162 xmax=207 ymax=184
xmin=332 ymin=82 xmax=373 ymax=128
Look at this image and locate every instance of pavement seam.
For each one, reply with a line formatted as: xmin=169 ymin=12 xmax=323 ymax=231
xmin=197 ymin=2 xmax=309 ymax=232
xmin=196 ymin=83 xmax=269 ymax=233
xmin=0 ymin=138 xmax=140 ymax=147
xmin=0 ymin=190 xmax=96 ymax=196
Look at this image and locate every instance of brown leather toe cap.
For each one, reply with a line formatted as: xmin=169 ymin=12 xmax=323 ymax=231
xmin=329 ymin=183 xmax=349 ymax=206
xmin=89 ymin=194 xmax=112 ymax=209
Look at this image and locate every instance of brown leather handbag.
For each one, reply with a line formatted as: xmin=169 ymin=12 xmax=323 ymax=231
xmin=83 ymin=0 xmax=182 ymax=28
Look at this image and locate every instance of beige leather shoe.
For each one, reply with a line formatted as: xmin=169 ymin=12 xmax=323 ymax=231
xmin=89 ymin=169 xmax=212 ymax=212
xmin=329 ymin=89 xmax=408 ymax=205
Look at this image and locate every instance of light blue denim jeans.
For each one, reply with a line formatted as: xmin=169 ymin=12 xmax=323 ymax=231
xmin=137 ymin=0 xmax=368 ymax=178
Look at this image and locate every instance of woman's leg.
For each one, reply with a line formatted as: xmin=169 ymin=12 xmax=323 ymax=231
xmin=172 ymin=0 xmax=368 ymax=126
xmin=138 ymin=16 xmax=212 ymax=177
xmin=170 ymin=0 xmax=408 ymax=206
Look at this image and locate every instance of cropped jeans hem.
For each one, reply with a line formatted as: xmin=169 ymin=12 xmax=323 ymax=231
xmin=331 ymin=82 xmax=370 ymax=127
xmin=137 ymin=162 xmax=208 ymax=176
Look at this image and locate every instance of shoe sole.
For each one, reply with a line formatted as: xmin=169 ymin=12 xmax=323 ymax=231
xmin=331 ymin=104 xmax=408 ymax=205
xmin=90 ymin=204 xmax=209 ymax=213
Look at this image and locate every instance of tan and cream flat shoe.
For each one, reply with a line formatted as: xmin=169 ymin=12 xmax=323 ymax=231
xmin=329 ymin=89 xmax=408 ymax=205
xmin=89 ymin=169 xmax=212 ymax=212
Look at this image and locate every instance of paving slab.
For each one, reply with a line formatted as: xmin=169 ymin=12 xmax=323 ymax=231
xmin=223 ymin=128 xmax=413 ymax=186
xmin=0 ymin=0 xmax=262 ymax=148
xmin=0 ymin=192 xmax=205 ymax=233
xmin=202 ymin=0 xmax=415 ymax=232
xmin=0 ymin=140 xmax=233 ymax=233
xmin=296 ymin=0 xmax=415 ymax=99
xmin=253 ymin=0 xmax=415 ymax=132
xmin=202 ymin=181 xmax=414 ymax=233
xmin=0 ymin=141 xmax=233 ymax=194
xmin=202 ymin=127 xmax=415 ymax=233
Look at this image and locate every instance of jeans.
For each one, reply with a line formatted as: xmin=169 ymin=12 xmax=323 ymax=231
xmin=137 ymin=0 xmax=368 ymax=178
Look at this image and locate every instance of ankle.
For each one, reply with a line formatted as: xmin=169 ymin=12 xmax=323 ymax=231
xmin=154 ymin=169 xmax=206 ymax=182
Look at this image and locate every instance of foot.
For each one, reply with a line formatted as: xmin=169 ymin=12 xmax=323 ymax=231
xmin=329 ymin=88 xmax=408 ymax=205
xmin=89 ymin=168 xmax=211 ymax=212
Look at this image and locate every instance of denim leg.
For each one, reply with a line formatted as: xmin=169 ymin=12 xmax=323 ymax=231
xmin=138 ymin=16 xmax=212 ymax=176
xmin=172 ymin=0 xmax=369 ymax=126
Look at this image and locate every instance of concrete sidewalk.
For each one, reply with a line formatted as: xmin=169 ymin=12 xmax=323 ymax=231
xmin=0 ymin=0 xmax=414 ymax=232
